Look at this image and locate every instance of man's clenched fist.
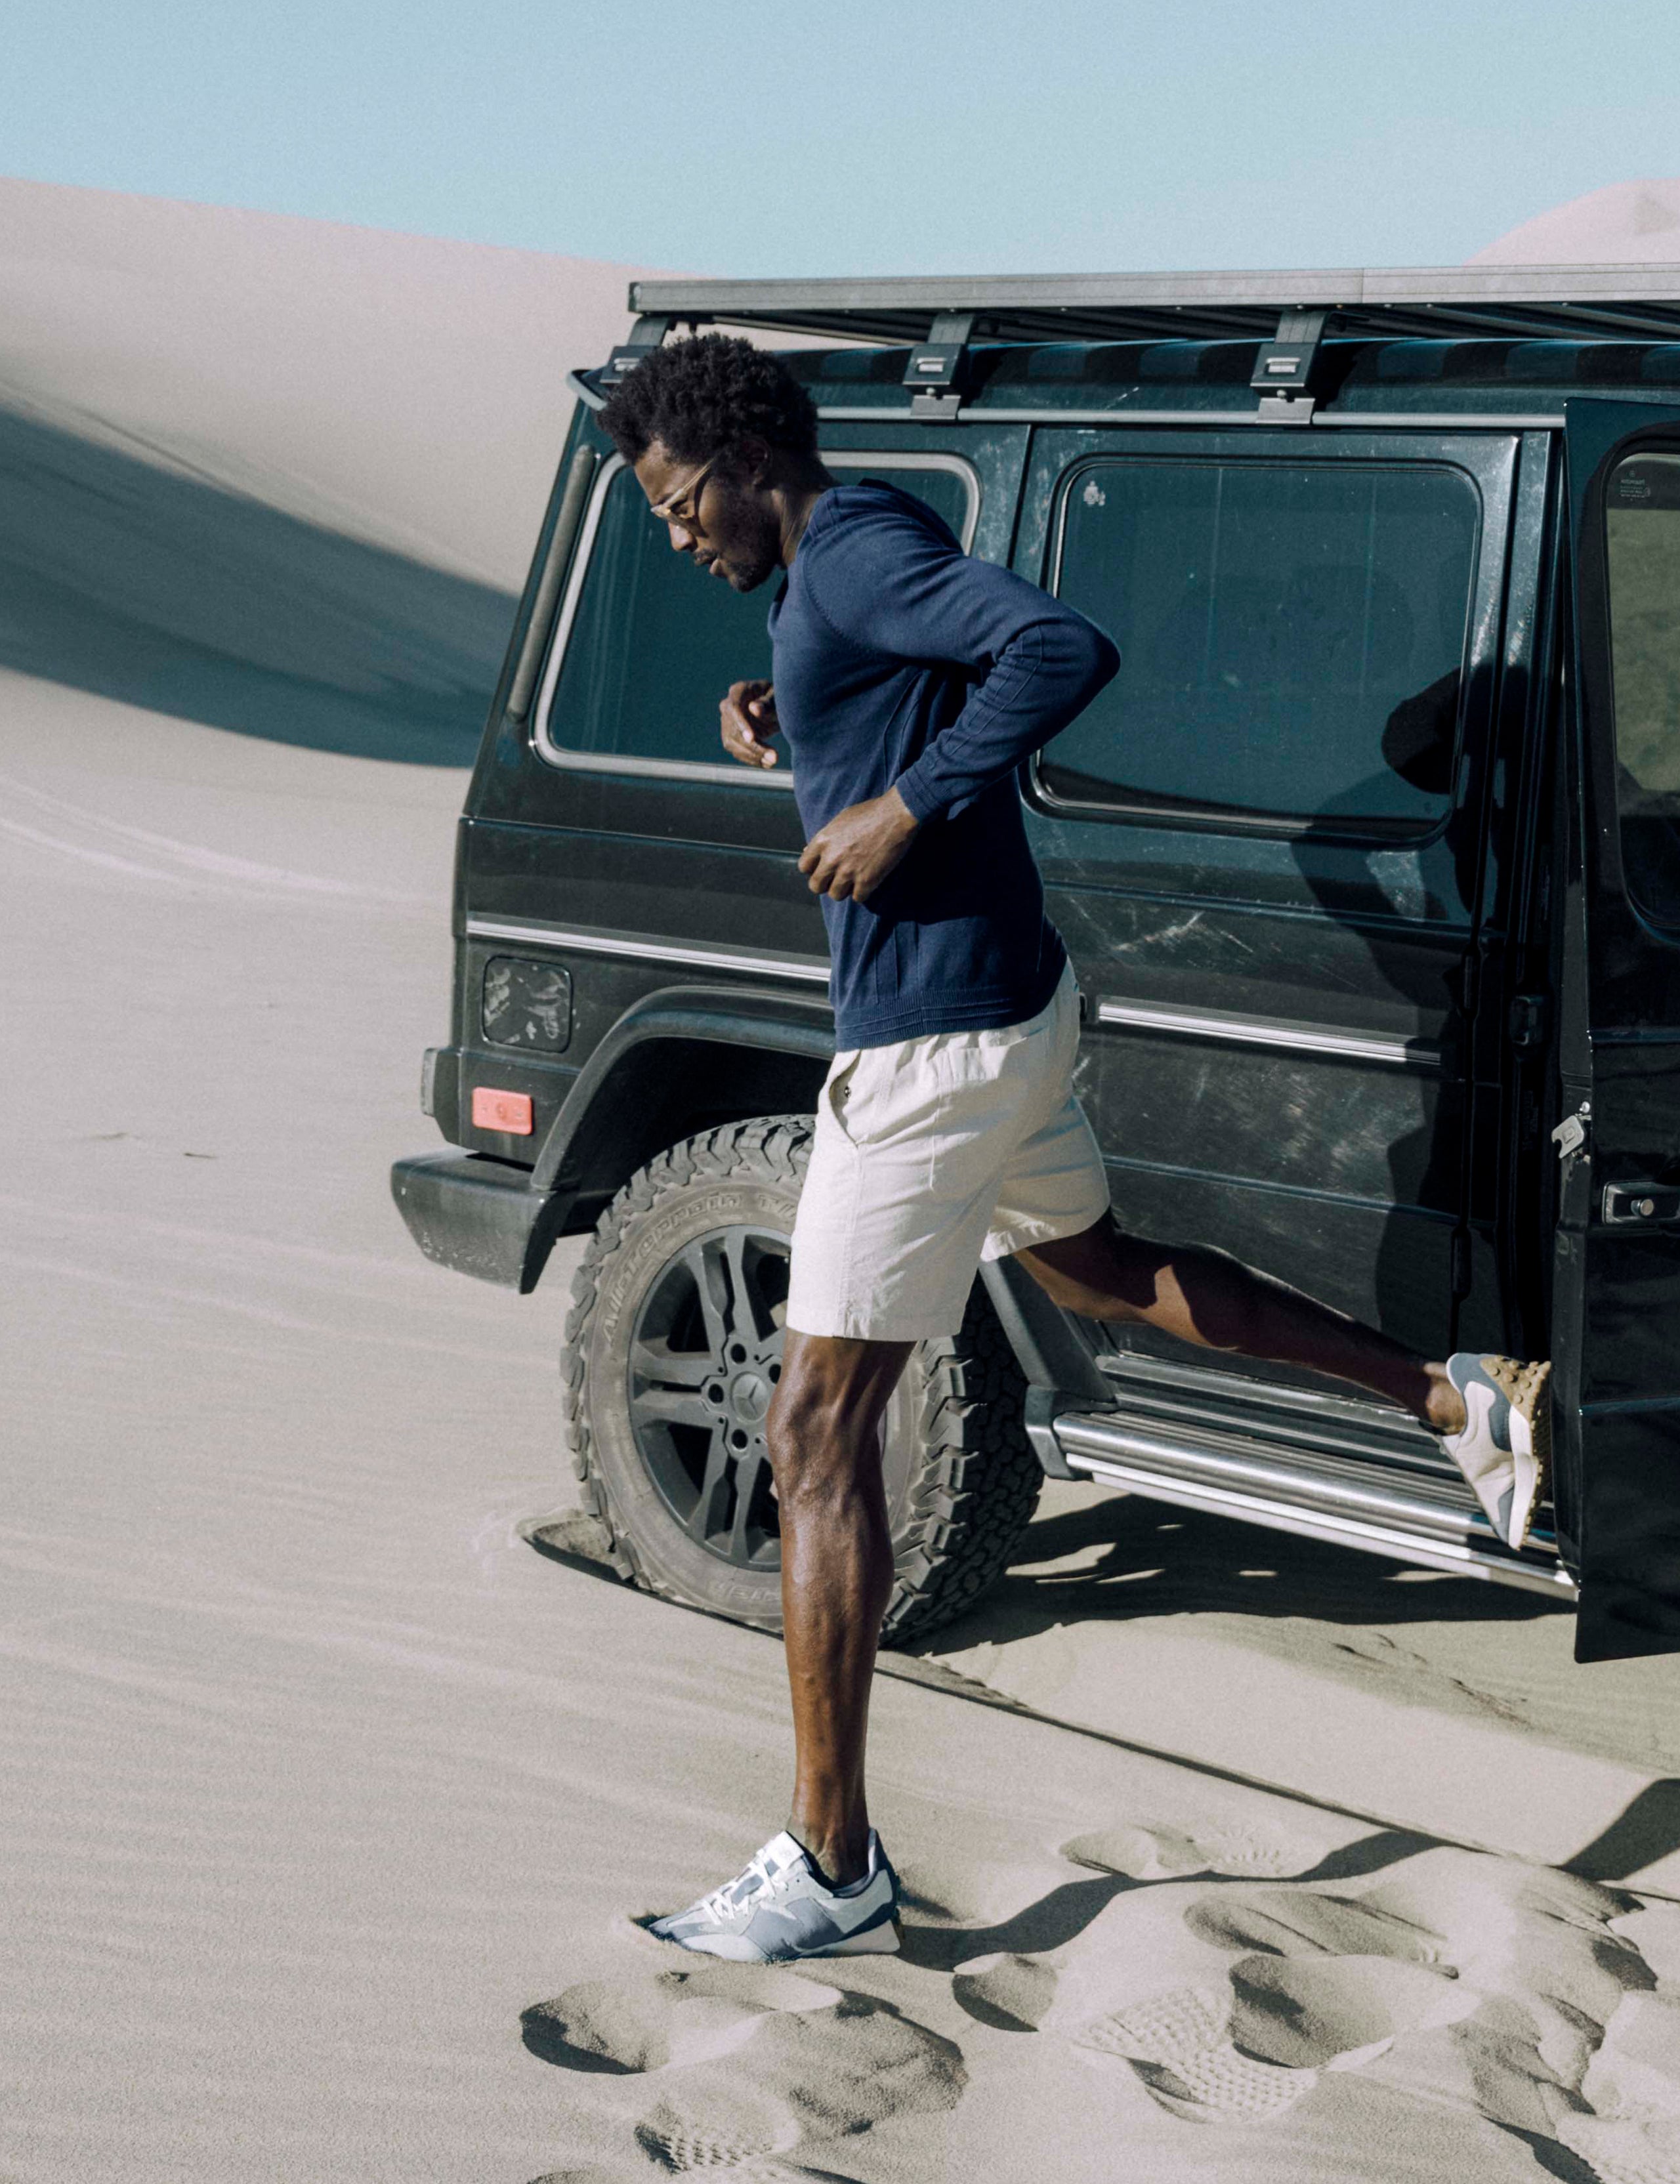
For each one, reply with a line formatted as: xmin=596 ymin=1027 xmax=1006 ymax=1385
xmin=721 ymin=679 xmax=781 ymax=768
xmin=798 ymin=788 xmax=919 ymax=903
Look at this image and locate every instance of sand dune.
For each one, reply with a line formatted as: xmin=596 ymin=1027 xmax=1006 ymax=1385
xmin=0 ymin=176 xmax=657 ymax=588
xmin=1473 ymin=179 xmax=1680 ymax=264
xmin=7 ymin=178 xmax=1680 ymax=2184
xmin=0 ymin=180 xmax=660 ymax=765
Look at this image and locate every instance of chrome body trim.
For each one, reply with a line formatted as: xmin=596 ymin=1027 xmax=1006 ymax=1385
xmin=1099 ymin=1346 xmax=1417 ymax=1429
xmin=1053 ymin=1412 xmax=1574 ymax=1599
xmin=507 ymin=445 xmax=598 ymax=721
xmin=531 ymin=450 xmax=980 ymax=788
xmin=1095 ymin=997 xmax=1444 ymax=1072
xmin=465 ymin=916 xmax=831 ymax=988
xmin=1312 ymin=412 xmax=1561 ymax=430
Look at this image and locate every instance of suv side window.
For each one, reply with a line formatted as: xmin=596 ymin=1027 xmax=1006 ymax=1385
xmin=1605 ymin=448 xmax=1680 ymax=925
xmin=534 ymin=453 xmax=978 ymax=783
xmin=1034 ymin=457 xmax=1481 ymax=837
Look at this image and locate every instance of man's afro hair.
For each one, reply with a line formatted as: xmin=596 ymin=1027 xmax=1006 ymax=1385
xmin=598 ymin=333 xmax=818 ymax=468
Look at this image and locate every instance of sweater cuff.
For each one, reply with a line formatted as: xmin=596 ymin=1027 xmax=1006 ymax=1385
xmin=892 ymin=768 xmax=944 ymax=826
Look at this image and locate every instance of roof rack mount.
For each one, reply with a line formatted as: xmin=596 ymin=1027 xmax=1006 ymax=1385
xmin=902 ymin=310 xmax=975 ymax=417
xmin=1251 ymin=308 xmax=1328 ymax=423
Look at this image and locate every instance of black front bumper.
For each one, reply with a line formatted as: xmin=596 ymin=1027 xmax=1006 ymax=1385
xmin=390 ymin=1151 xmax=572 ymax=1292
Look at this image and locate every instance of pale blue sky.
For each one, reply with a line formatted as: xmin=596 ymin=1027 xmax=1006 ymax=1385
xmin=7 ymin=0 xmax=1680 ymax=274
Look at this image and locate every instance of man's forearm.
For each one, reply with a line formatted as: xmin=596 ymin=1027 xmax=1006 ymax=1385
xmin=893 ymin=616 xmax=1120 ymax=824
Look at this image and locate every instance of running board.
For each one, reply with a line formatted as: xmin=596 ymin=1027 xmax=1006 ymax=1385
xmin=1041 ymin=1408 xmax=1577 ymax=1600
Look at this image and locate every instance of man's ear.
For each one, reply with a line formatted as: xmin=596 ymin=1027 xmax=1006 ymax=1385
xmin=736 ymin=434 xmax=773 ymax=488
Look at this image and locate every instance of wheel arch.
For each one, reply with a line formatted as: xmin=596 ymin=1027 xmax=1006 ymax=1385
xmin=530 ymin=982 xmax=835 ymax=1234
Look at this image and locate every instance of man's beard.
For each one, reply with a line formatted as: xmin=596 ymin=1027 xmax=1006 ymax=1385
xmin=720 ymin=541 xmax=782 ymax=593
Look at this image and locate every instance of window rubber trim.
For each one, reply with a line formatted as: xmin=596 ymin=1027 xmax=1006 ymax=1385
xmin=530 ymin=449 xmax=982 ymax=786
xmin=1026 ymin=447 xmax=1486 ymax=844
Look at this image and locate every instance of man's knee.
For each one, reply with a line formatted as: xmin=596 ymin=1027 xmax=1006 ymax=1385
xmin=765 ymin=1333 xmax=908 ymax=1501
xmin=1015 ymin=1215 xmax=1162 ymax=1320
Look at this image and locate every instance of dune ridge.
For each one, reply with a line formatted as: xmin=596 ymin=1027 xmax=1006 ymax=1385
xmin=0 ymin=175 xmax=658 ymax=587
xmin=1472 ymin=178 xmax=1680 ymax=265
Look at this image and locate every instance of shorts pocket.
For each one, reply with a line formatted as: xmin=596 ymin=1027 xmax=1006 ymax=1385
xmin=824 ymin=1050 xmax=865 ymax=1146
xmin=939 ymin=1013 xmax=1054 ymax=1093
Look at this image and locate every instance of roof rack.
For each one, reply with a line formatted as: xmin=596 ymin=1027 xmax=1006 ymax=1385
xmin=625 ymin=266 xmax=1680 ymax=348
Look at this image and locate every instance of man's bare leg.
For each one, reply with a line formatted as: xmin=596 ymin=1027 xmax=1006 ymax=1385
xmin=763 ymin=1330 xmax=914 ymax=1889
xmin=1016 ymin=1215 xmax=1469 ymax=1437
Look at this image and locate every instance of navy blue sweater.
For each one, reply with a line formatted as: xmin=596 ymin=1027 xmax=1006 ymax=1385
xmin=767 ymin=479 xmax=1120 ymax=1049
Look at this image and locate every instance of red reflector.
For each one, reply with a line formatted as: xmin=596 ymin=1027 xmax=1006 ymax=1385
xmin=472 ymin=1087 xmax=534 ymax=1135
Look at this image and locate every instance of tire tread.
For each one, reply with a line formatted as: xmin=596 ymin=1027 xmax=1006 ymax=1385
xmin=560 ymin=1116 xmax=1041 ymax=1644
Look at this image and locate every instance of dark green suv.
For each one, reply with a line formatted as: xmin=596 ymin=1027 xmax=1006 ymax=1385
xmin=393 ymin=268 xmax=1680 ymax=1664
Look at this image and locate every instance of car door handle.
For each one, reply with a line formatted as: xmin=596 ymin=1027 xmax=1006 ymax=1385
xmin=1601 ymin=1183 xmax=1680 ymax=1226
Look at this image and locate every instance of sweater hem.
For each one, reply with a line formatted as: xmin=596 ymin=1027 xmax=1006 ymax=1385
xmin=832 ymin=954 xmax=1068 ymax=1051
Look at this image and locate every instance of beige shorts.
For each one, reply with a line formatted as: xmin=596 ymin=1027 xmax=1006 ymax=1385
xmin=786 ymin=962 xmax=1112 ymax=1342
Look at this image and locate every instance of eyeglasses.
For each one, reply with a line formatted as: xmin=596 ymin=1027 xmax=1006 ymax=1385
xmin=647 ymin=455 xmax=720 ymax=530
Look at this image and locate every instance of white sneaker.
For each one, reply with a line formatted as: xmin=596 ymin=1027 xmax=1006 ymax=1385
xmin=648 ymin=1830 xmax=901 ymax=1963
xmin=1441 ymin=1353 xmax=1552 ymax=1549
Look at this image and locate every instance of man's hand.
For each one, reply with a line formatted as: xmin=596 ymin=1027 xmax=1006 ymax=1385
xmin=798 ymin=788 xmax=919 ymax=903
xmin=721 ymin=679 xmax=782 ymax=768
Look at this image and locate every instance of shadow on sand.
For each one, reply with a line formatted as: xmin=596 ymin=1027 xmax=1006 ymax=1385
xmin=1566 ymin=1778 xmax=1680 ymax=1884
xmin=908 ymin=1489 xmax=1574 ymax=1656
xmin=0 ymin=403 xmax=518 ymax=763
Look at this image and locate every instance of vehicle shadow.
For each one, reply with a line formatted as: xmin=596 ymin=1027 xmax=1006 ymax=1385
xmin=904 ymin=1486 xmax=1570 ymax=1656
xmin=0 ymin=403 xmax=516 ymax=763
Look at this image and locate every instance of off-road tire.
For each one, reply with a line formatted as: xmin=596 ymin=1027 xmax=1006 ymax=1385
xmin=560 ymin=1115 xmax=1043 ymax=1645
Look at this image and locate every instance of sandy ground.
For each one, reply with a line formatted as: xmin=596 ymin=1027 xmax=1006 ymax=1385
xmin=7 ymin=673 xmax=1680 ymax=2184
xmin=6 ymin=179 xmax=1680 ymax=2184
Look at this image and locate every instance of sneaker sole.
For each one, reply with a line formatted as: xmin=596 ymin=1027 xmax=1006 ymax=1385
xmin=1481 ymin=1355 xmax=1552 ymax=1549
xmin=816 ymin=1912 xmax=904 ymax=1957
xmin=650 ymin=1912 xmax=904 ymax=1964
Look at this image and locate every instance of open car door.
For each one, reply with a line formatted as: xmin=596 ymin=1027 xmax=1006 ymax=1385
xmin=1557 ymin=398 xmax=1680 ymax=1660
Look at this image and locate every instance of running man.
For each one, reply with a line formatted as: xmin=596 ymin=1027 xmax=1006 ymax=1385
xmin=598 ymin=335 xmax=1550 ymax=1965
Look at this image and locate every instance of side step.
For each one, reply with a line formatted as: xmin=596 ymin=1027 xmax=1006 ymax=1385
xmin=1036 ymin=1357 xmax=1575 ymax=1599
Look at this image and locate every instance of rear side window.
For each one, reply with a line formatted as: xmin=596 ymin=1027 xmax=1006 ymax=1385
xmin=536 ymin=455 xmax=977 ymax=782
xmin=1036 ymin=458 xmax=1481 ymax=836
xmin=1605 ymin=450 xmax=1680 ymax=925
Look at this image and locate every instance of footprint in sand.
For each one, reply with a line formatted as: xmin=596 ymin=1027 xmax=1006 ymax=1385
xmin=1061 ymin=1819 xmax=1312 ymax=1883
xmin=1072 ymin=1980 xmax=1320 ymax=2124
xmin=632 ymin=2078 xmax=803 ymax=2172
xmin=1059 ymin=1943 xmax=1474 ymax=2121
xmin=524 ymin=1964 xmax=842 ymax=2074
xmin=524 ymin=1959 xmax=964 ymax=2174
xmin=1004 ymin=1824 xmax=1680 ymax=2170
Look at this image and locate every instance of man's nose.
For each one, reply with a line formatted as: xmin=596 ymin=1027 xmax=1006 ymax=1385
xmin=666 ymin=518 xmax=696 ymax=553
